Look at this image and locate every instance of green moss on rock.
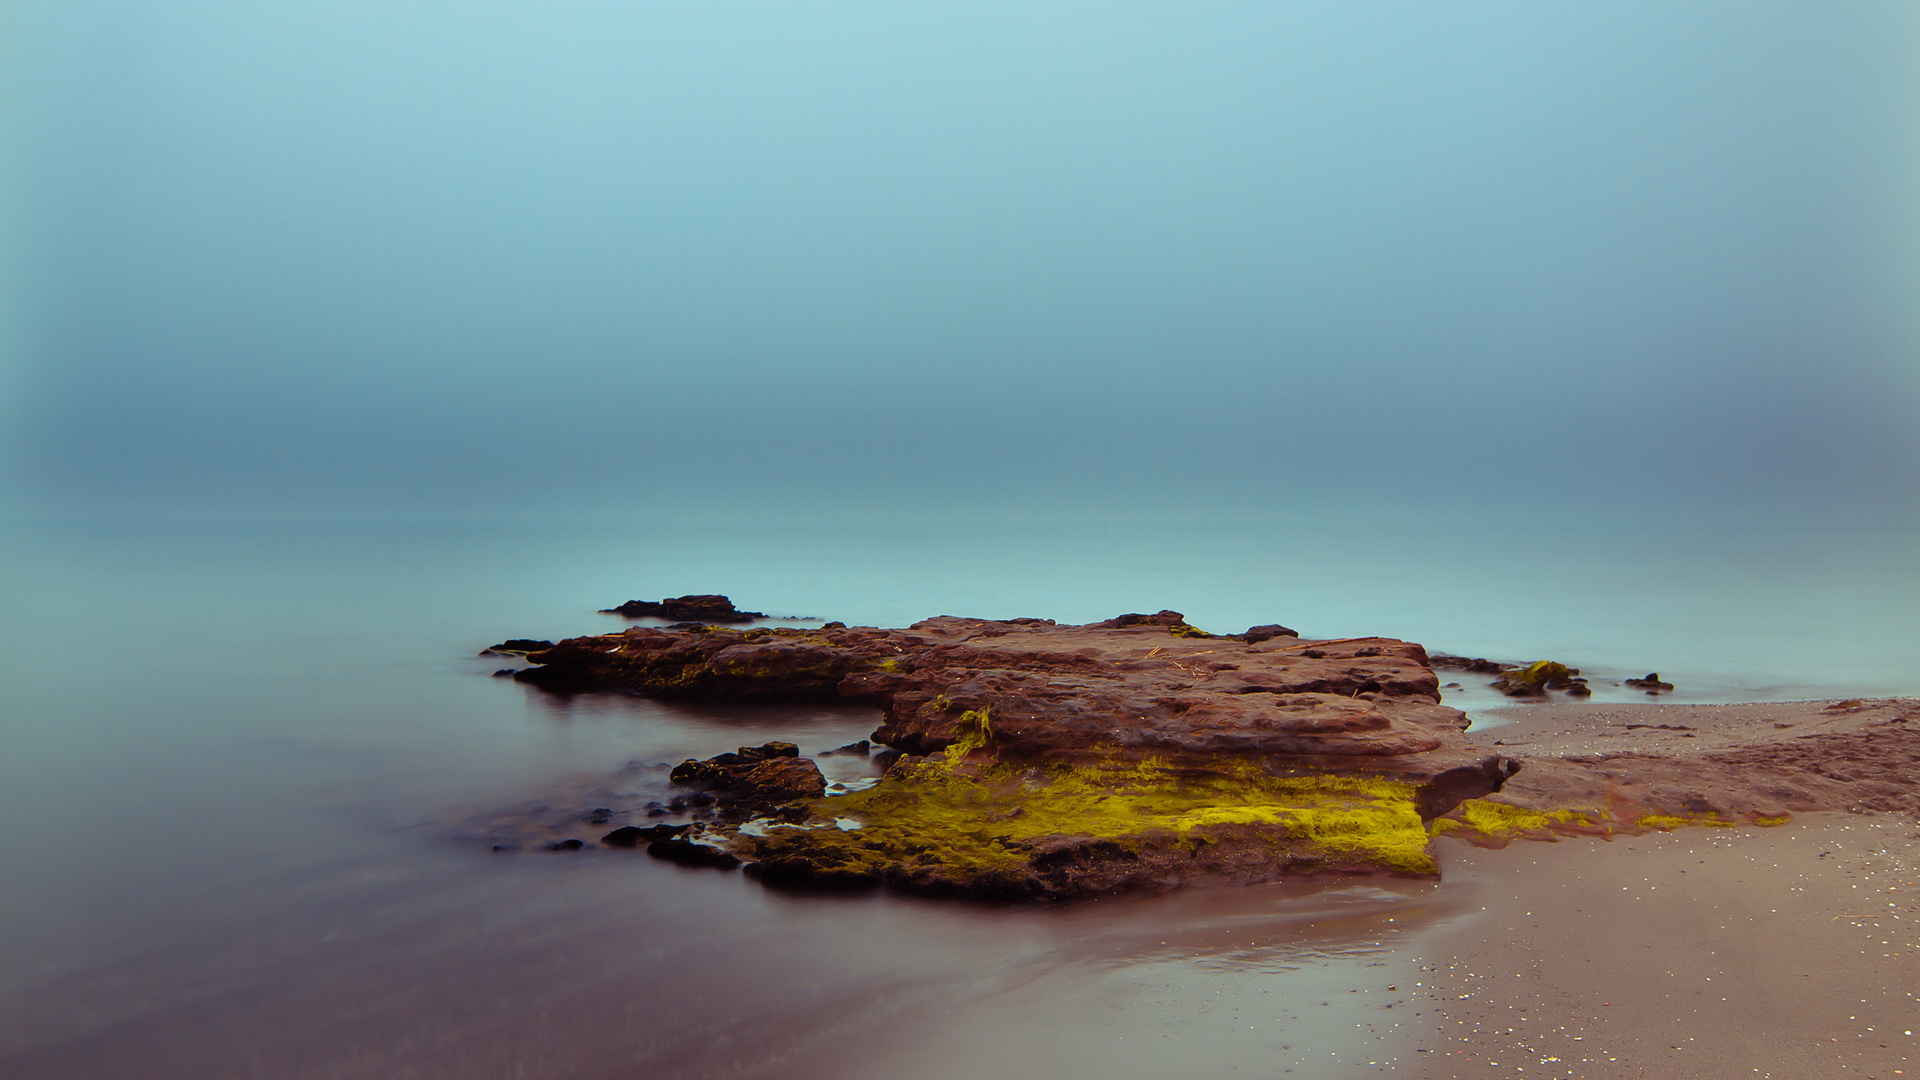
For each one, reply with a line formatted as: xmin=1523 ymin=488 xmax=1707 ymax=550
xmin=1492 ymin=660 xmax=1582 ymax=697
xmin=743 ymin=754 xmax=1440 ymax=896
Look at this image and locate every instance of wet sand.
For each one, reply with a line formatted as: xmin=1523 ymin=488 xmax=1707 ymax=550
xmin=1408 ymin=698 xmax=1920 ymax=1079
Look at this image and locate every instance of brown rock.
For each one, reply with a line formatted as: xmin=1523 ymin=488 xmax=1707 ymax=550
xmin=647 ymin=836 xmax=742 ymax=869
xmin=1430 ymin=654 xmax=1508 ymax=675
xmin=1415 ymin=756 xmax=1522 ymax=821
xmin=497 ymin=611 xmax=1502 ymax=899
xmin=737 ymin=757 xmax=827 ymax=801
xmin=598 ymin=594 xmax=767 ymax=622
xmin=669 ymin=747 xmax=826 ymax=805
xmin=602 ymin=824 xmax=689 ymax=847
xmin=478 ymin=639 xmax=554 ymax=656
xmin=513 ymin=615 xmax=1470 ymax=771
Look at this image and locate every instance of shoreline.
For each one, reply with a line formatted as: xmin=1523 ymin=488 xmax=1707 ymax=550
xmin=1404 ymin=696 xmax=1920 ymax=1079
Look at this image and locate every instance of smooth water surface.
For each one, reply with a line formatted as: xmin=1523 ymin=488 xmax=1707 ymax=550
xmin=1 ymin=500 xmax=1914 ymax=1077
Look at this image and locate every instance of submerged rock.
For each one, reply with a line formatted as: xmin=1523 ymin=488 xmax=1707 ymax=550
xmin=1625 ymin=672 xmax=1676 ymax=693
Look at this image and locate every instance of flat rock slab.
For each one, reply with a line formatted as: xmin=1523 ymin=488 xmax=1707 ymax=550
xmin=514 ymin=612 xmax=1475 ymax=773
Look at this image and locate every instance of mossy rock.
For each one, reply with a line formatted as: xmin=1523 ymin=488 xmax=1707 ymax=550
xmin=1492 ymin=660 xmax=1581 ymax=697
xmin=737 ymin=744 xmax=1441 ymax=899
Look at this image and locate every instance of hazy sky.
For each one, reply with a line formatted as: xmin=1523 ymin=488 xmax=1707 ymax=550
xmin=10 ymin=0 xmax=1917 ymax=512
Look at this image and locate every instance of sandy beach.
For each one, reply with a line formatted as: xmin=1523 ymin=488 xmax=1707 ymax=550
xmin=1408 ymin=698 xmax=1920 ymax=1079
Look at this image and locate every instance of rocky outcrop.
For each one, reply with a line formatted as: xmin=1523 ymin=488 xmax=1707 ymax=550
xmin=489 ymin=610 xmax=1837 ymax=899
xmin=598 ymin=595 xmax=766 ymax=622
xmin=491 ymin=611 xmax=1493 ymax=898
xmin=1626 ymin=673 xmax=1676 ymax=693
xmin=517 ymin=628 xmax=862 ymax=699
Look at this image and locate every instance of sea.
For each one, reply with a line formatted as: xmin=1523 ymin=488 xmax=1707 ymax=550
xmin=2 ymin=494 xmax=1913 ymax=1078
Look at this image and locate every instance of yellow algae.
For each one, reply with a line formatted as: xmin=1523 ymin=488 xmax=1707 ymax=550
xmin=1636 ymin=813 xmax=1736 ymax=831
xmin=750 ymin=752 xmax=1440 ymax=883
xmin=1440 ymin=802 xmax=1788 ymax=844
xmin=940 ymin=709 xmax=994 ymax=764
xmin=1752 ymin=813 xmax=1792 ymax=827
xmin=1495 ymin=660 xmax=1577 ymax=693
xmin=1453 ymin=799 xmax=1598 ymax=837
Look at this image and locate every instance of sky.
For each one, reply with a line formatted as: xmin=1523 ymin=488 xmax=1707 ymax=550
xmin=8 ymin=0 xmax=1917 ymax=514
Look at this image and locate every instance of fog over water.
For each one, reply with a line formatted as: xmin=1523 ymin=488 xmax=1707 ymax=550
xmin=11 ymin=0 xmax=1919 ymax=513
xmin=4 ymin=2 xmax=1918 ymax=1076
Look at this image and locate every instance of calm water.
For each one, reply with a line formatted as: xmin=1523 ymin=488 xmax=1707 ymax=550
xmin=2 ymin=497 xmax=1913 ymax=1077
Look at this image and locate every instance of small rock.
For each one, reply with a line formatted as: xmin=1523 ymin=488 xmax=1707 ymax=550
xmin=648 ymin=837 xmax=742 ymax=869
xmin=1244 ymin=624 xmax=1299 ymax=643
xmin=599 ymin=595 xmax=766 ymax=622
xmin=479 ymin=639 xmax=554 ymax=656
xmin=1492 ymin=660 xmax=1581 ymax=697
xmin=602 ymin=824 xmax=690 ymax=847
xmin=1430 ymin=654 xmax=1507 ymax=675
xmin=737 ymin=742 xmax=799 ymax=761
xmin=546 ymin=838 xmax=586 ymax=852
xmin=1091 ymin=610 xmax=1189 ymax=629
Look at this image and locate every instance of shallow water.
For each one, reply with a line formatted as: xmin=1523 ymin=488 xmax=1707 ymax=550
xmin=1 ymin=500 xmax=1912 ymax=1077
